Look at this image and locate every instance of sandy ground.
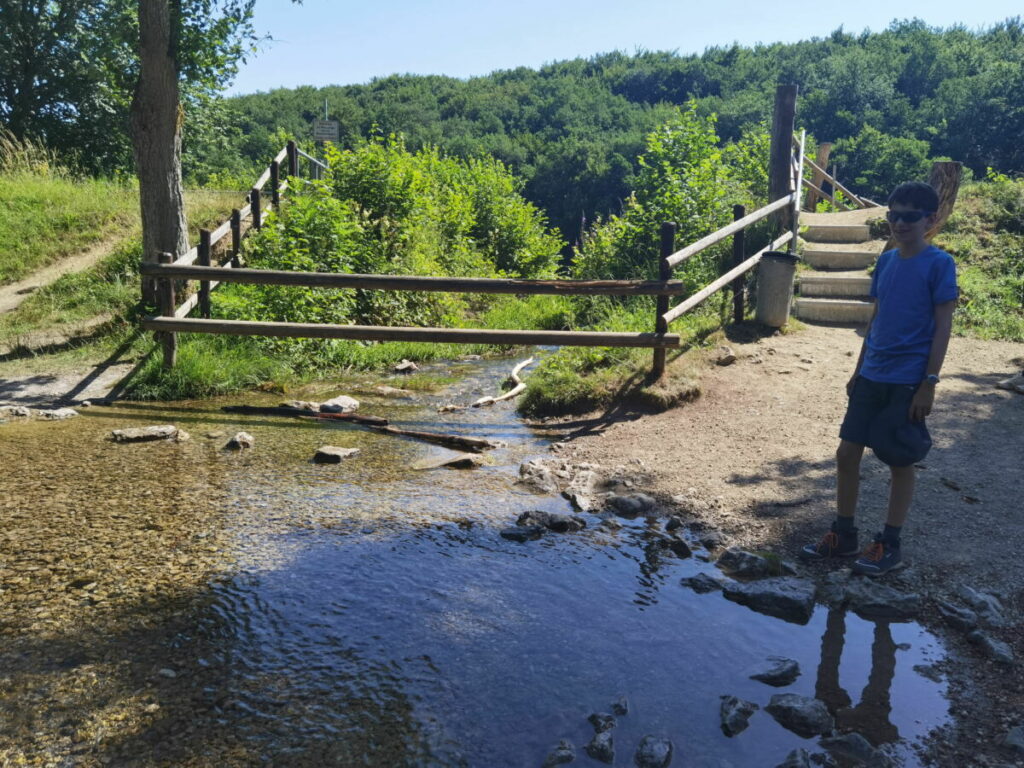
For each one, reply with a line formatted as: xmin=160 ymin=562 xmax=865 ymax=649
xmin=553 ymin=322 xmax=1024 ymax=767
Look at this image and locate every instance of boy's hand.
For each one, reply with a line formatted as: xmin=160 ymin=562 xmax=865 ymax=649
xmin=910 ymin=384 xmax=936 ymax=421
xmin=846 ymin=375 xmax=858 ymax=398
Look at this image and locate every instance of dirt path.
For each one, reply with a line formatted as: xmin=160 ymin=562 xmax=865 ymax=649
xmin=556 ymin=322 xmax=1024 ymax=766
xmin=0 ymin=233 xmax=128 ymax=314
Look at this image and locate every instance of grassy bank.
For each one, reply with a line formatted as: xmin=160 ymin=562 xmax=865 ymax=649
xmin=0 ymin=189 xmax=242 ymax=350
xmin=0 ymin=171 xmax=138 ymax=285
xmin=936 ymin=175 xmax=1024 ymax=342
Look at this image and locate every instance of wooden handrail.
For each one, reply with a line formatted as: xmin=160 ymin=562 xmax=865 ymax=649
xmin=142 ymin=317 xmax=681 ymax=349
xmin=665 ymin=194 xmax=795 ymax=269
xmin=209 ymin=219 xmax=232 ymax=245
xmin=663 ymin=231 xmax=794 ymax=324
xmin=253 ymin=167 xmax=272 ymax=190
xmin=141 ymin=263 xmax=691 ymax=297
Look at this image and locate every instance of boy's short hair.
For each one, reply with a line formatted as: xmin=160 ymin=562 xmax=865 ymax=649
xmin=888 ymin=181 xmax=939 ymax=212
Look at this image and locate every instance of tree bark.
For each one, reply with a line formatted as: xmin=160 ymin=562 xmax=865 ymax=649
xmin=131 ymin=0 xmax=188 ymax=304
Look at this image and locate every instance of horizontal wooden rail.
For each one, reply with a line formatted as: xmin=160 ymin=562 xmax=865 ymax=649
xmin=209 ymin=219 xmax=232 ymax=246
xmin=665 ymin=194 xmax=795 ymax=269
xmin=142 ymin=317 xmax=681 ymax=348
xmin=140 ymin=264 xmax=690 ymax=296
xmin=173 ymin=246 xmax=199 ymax=266
xmin=296 ymin=147 xmax=329 ymax=171
xmin=253 ymin=166 xmax=272 ymax=191
xmin=274 ymin=146 xmax=288 ymax=165
xmin=662 ymin=231 xmax=794 ymax=325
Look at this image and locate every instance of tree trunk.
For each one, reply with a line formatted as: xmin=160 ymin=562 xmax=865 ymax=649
xmin=130 ymin=0 xmax=188 ymax=305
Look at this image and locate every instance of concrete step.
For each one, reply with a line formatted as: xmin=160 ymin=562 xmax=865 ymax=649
xmin=798 ymin=272 xmax=872 ymax=298
xmin=803 ymin=223 xmax=872 ymax=243
xmin=795 ymin=298 xmax=874 ymax=324
xmin=803 ymin=248 xmax=877 ymax=270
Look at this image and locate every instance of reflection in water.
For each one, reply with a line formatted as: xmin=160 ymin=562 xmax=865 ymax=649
xmin=0 ymin=356 xmax=952 ymax=766
xmin=816 ymin=607 xmax=899 ymax=747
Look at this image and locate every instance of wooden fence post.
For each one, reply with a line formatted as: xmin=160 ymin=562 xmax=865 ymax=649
xmin=198 ymin=228 xmax=211 ymax=319
xmin=769 ymin=84 xmax=798 ymax=229
xmin=157 ymin=252 xmax=177 ymax=369
xmin=731 ymin=205 xmax=746 ymax=324
xmin=287 ymin=140 xmax=298 ymax=178
xmin=251 ymin=187 xmax=262 ymax=229
xmin=270 ymin=160 xmax=280 ymax=210
xmin=804 ymin=142 xmax=832 ymax=210
xmin=230 ymin=208 xmax=241 ymax=268
xmin=652 ymin=222 xmax=675 ymax=379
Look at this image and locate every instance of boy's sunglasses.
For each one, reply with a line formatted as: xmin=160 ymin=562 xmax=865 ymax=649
xmin=886 ymin=210 xmax=934 ymax=223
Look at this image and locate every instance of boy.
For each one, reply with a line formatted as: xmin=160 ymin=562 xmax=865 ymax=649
xmin=800 ymin=181 xmax=958 ymax=576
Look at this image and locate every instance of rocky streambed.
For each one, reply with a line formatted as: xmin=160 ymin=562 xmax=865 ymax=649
xmin=0 ymin=357 xmax=966 ymax=767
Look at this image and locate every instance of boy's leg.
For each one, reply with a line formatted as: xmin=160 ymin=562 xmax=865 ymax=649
xmin=885 ymin=464 xmax=915 ymax=528
xmin=836 ymin=439 xmax=866 ymax=521
xmin=800 ymin=439 xmax=864 ymax=560
xmin=853 ymin=464 xmax=914 ymax=576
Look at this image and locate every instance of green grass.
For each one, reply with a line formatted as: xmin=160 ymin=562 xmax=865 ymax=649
xmin=518 ymin=300 xmax=724 ymax=416
xmin=0 ymin=171 xmax=139 ymax=285
xmin=935 ymin=177 xmax=1024 ymax=342
xmin=122 ymin=294 xmax=572 ymax=400
xmin=0 ymin=189 xmax=242 ymax=348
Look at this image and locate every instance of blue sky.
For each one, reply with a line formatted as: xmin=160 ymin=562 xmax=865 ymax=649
xmin=227 ymin=0 xmax=1023 ymax=95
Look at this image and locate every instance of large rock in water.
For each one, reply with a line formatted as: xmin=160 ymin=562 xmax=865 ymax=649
xmin=721 ymin=577 xmax=816 ymax=624
xmin=584 ymin=731 xmax=614 ymax=764
xmin=224 ymin=431 xmax=255 ymax=450
xmin=749 ymin=657 xmax=801 ymax=687
xmin=36 ymin=407 xmax=79 ymax=420
xmin=844 ymin=579 xmax=920 ymax=620
xmin=775 ymin=748 xmax=813 ymax=768
xmin=765 ymin=694 xmax=834 ymax=738
xmin=313 ymin=446 xmax=360 ymax=463
xmin=111 ymin=425 xmax=179 ymax=442
xmin=634 ymin=735 xmax=673 ymax=767
xmin=716 ymin=548 xmax=774 ymax=578
xmin=541 ymin=739 xmax=575 ymax=767
xmin=720 ymin=695 xmax=758 ymax=736
xmin=320 ymin=396 xmax=359 ymax=413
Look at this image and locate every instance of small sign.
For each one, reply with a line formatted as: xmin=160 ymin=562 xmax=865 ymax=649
xmin=313 ymin=119 xmax=339 ymax=143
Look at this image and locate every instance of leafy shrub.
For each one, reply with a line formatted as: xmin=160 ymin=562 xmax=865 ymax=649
xmin=831 ymin=126 xmax=933 ymax=200
xmin=213 ymin=136 xmax=564 ymax=373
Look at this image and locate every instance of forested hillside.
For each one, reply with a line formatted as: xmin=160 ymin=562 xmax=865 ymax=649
xmin=217 ymin=19 xmax=1024 ymax=239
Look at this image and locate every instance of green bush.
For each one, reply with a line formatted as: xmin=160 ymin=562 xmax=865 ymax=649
xmin=936 ymin=175 xmax=1024 ymax=341
xmin=831 ymin=126 xmax=934 ymax=200
xmin=205 ymin=137 xmax=565 ymax=379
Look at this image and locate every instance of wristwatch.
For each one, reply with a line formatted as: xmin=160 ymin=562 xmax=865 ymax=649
xmin=924 ymin=374 xmax=940 ymax=385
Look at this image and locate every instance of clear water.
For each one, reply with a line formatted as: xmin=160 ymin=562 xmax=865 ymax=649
xmin=0 ymin=356 xmax=949 ymax=766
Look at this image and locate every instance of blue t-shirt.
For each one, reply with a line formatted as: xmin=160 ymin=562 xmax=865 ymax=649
xmin=859 ymin=245 xmax=958 ymax=385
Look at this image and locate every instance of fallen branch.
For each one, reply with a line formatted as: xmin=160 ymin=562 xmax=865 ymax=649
xmin=369 ymin=425 xmax=503 ymax=453
xmin=222 ymin=404 xmax=388 ymax=426
xmin=470 ymin=356 xmax=534 ymax=408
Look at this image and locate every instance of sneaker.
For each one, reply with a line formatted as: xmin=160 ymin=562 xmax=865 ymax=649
xmin=852 ymin=533 xmax=904 ymax=576
xmin=800 ymin=523 xmax=860 ymax=561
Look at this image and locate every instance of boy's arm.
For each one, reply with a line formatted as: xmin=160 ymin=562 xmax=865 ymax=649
xmin=910 ymin=299 xmax=956 ymax=421
xmin=847 ymin=301 xmax=877 ymax=397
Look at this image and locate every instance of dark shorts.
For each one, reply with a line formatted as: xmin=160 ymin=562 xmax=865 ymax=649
xmin=839 ymin=376 xmax=920 ymax=446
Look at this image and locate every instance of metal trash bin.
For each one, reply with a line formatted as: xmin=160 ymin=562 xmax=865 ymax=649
xmin=755 ymin=251 xmax=798 ymax=327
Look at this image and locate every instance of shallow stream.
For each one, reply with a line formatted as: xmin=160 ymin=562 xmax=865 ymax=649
xmin=0 ymin=355 xmax=949 ymax=766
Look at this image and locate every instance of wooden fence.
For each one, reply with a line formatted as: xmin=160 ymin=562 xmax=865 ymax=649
xmin=142 ymin=88 xmax=809 ymax=378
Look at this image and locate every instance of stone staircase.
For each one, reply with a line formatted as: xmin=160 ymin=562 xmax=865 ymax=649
xmin=795 ymin=208 xmax=887 ymax=324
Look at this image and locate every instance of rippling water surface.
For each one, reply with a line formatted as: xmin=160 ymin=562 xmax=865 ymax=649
xmin=0 ymin=357 xmax=949 ymax=766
